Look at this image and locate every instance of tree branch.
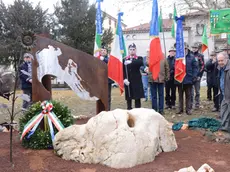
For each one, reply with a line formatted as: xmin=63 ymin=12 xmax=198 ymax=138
xmin=189 ymin=6 xmax=209 ymax=12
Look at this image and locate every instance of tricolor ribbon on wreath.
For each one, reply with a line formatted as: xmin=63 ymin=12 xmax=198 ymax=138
xmin=20 ymin=101 xmax=65 ymax=141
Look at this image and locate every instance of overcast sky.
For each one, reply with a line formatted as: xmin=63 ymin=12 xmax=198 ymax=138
xmin=2 ymin=0 xmax=177 ymax=27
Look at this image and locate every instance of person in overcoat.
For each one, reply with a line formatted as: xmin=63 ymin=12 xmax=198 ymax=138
xmin=123 ymin=43 xmax=144 ymax=109
xmin=175 ymin=43 xmax=198 ymax=115
xmin=205 ymin=51 xmax=220 ymax=112
xmin=217 ymin=52 xmax=230 ymax=132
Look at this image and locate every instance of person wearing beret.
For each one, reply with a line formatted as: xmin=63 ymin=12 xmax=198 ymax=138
xmin=165 ymin=46 xmax=176 ymax=110
xmin=123 ymin=43 xmax=145 ymax=109
xmin=98 ymin=45 xmax=114 ymax=111
xmin=191 ymin=43 xmax=205 ymax=110
xmin=175 ymin=42 xmax=198 ymax=115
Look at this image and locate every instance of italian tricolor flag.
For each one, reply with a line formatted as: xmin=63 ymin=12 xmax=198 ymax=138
xmin=108 ymin=24 xmax=125 ymax=94
xmin=201 ymin=25 xmax=208 ymax=53
xmin=94 ymin=32 xmax=101 ymax=57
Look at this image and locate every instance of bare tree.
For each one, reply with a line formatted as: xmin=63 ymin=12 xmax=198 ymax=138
xmin=178 ymin=0 xmax=228 ymax=13
xmin=115 ymin=0 xmax=229 ymax=16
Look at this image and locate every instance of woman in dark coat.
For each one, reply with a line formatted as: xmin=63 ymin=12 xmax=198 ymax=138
xmin=123 ymin=43 xmax=144 ymax=109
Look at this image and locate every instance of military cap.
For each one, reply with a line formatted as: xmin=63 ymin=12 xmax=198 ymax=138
xmin=101 ymin=43 xmax=108 ymax=50
xmin=128 ymin=43 xmax=136 ymax=49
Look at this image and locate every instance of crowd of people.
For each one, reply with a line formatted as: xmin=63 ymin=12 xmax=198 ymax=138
xmin=19 ymin=42 xmax=230 ymax=132
xmin=98 ymin=42 xmax=230 ymax=132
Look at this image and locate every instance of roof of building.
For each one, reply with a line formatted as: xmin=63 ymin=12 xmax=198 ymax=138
xmin=103 ymin=11 xmax=127 ymax=27
xmin=183 ymin=11 xmax=209 ymax=17
xmin=123 ymin=19 xmax=190 ymax=33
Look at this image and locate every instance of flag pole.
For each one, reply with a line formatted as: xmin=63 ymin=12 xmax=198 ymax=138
xmin=117 ymin=6 xmax=131 ymax=98
xmin=161 ymin=7 xmax=167 ymax=56
xmin=125 ymin=64 xmax=131 ymax=97
xmin=162 ymin=26 xmax=167 ymax=57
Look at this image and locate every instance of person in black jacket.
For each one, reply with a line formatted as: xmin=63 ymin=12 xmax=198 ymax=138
xmin=19 ymin=53 xmax=33 ymax=110
xmin=205 ymin=51 xmax=219 ymax=112
xmin=206 ymin=67 xmax=212 ymax=101
xmin=165 ymin=46 xmax=176 ymax=109
xmin=176 ymin=43 xmax=198 ymax=115
xmin=123 ymin=43 xmax=144 ymax=109
xmin=191 ymin=43 xmax=205 ymax=110
xmin=99 ymin=45 xmax=114 ymax=110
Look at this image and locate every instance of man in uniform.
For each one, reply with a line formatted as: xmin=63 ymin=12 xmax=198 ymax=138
xmin=123 ymin=43 xmax=144 ymax=109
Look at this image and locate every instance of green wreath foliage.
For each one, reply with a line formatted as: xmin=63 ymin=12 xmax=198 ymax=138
xmin=19 ymin=100 xmax=74 ymax=149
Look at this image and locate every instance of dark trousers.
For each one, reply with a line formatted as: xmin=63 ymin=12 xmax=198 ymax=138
xmin=207 ymin=85 xmax=212 ymax=100
xmin=150 ymin=82 xmax=164 ymax=112
xmin=178 ymin=84 xmax=192 ymax=112
xmin=108 ymin=83 xmax=112 ymax=111
xmin=165 ymin=80 xmax=176 ymax=107
xmin=22 ymin=89 xmax=32 ymax=109
xmin=127 ymin=99 xmax=141 ymax=110
xmin=213 ymin=86 xmax=219 ymax=110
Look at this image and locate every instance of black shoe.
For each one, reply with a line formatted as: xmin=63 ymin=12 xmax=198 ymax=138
xmin=159 ymin=111 xmax=165 ymax=115
xmin=194 ymin=106 xmax=200 ymax=110
xmin=212 ymin=108 xmax=219 ymax=112
xmin=165 ymin=105 xmax=171 ymax=109
xmin=186 ymin=110 xmax=192 ymax=115
xmin=171 ymin=106 xmax=176 ymax=109
xmin=176 ymin=111 xmax=183 ymax=114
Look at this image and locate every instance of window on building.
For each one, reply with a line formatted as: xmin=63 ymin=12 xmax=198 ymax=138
xmin=132 ymin=35 xmax=136 ymax=40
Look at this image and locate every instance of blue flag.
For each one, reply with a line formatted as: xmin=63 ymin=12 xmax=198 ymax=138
xmin=175 ymin=16 xmax=185 ymax=59
xmin=96 ymin=0 xmax=103 ymax=35
xmin=175 ymin=16 xmax=186 ymax=83
xmin=149 ymin=0 xmax=159 ymax=36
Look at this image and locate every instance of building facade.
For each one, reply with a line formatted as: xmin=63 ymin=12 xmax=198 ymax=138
xmin=123 ymin=12 xmax=216 ymax=59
